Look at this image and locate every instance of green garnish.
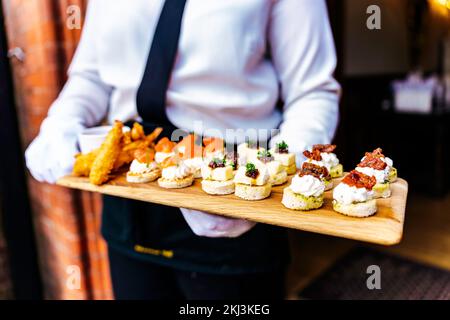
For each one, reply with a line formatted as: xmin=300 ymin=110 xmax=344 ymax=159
xmin=226 ymin=158 xmax=237 ymax=170
xmin=245 ymin=162 xmax=259 ymax=178
xmin=257 ymin=150 xmax=272 ymax=158
xmin=276 ymin=141 xmax=289 ymax=153
xmin=257 ymin=150 xmax=274 ymax=163
xmin=246 ymin=163 xmax=256 ymax=172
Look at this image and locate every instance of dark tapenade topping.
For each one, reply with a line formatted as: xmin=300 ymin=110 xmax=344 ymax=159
xmin=245 ymin=163 xmax=259 ymax=179
xmin=275 ymin=141 xmax=289 ymax=154
xmin=257 ymin=150 xmax=274 ymax=164
xmin=299 ymin=162 xmax=330 ymax=180
xmin=208 ymin=158 xmax=226 ymax=169
xmin=342 ymin=170 xmax=376 ymax=190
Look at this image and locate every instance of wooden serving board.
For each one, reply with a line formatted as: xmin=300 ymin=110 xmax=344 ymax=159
xmin=57 ymin=174 xmax=408 ymax=246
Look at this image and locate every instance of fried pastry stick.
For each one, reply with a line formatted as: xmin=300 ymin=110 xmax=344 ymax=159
xmin=73 ymin=149 xmax=98 ymax=177
xmin=89 ymin=121 xmax=124 ymax=185
xmin=73 ymin=123 xmax=163 ymax=181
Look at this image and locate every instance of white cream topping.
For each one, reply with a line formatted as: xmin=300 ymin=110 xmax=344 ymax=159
xmin=357 ymin=155 xmax=393 ymax=183
xmin=333 ymin=183 xmax=373 ymax=205
xmin=155 ymin=152 xmax=174 ymax=164
xmin=129 ymin=160 xmax=158 ymax=174
xmin=201 ymin=166 xmax=213 ymax=180
xmin=290 ymin=175 xmax=325 ymax=197
xmin=234 ymin=164 xmax=269 ymax=186
xmin=204 ymin=151 xmax=224 ymax=162
xmin=355 ymin=166 xmax=388 ymax=184
xmin=308 ymin=152 xmax=339 ymax=171
xmin=183 ymin=157 xmax=204 ymax=171
xmin=382 ymin=156 xmax=393 ymax=169
xmin=161 ymin=163 xmax=192 ymax=180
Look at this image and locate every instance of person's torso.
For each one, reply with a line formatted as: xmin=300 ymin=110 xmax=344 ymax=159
xmin=92 ymin=0 xmax=281 ymax=136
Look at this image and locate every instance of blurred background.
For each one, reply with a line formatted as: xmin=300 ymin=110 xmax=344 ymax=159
xmin=0 ymin=0 xmax=449 ymax=300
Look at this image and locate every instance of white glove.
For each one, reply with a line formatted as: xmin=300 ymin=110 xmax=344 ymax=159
xmin=25 ymin=117 xmax=85 ymax=184
xmin=180 ymin=208 xmax=256 ymax=238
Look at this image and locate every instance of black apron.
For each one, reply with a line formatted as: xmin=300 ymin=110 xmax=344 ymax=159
xmin=101 ymin=0 xmax=289 ymax=274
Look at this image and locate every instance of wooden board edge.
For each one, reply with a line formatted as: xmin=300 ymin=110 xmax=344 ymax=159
xmin=56 ymin=176 xmax=408 ymax=246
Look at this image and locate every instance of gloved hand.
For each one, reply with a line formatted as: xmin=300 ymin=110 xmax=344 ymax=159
xmin=180 ymin=208 xmax=256 ymax=238
xmin=25 ymin=117 xmax=85 ymax=184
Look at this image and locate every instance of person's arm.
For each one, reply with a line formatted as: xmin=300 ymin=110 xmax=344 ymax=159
xmin=269 ymin=0 xmax=340 ymax=162
xmin=25 ymin=1 xmax=112 ymax=183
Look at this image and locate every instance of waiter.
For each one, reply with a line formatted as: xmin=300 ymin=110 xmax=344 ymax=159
xmin=25 ymin=0 xmax=340 ymax=299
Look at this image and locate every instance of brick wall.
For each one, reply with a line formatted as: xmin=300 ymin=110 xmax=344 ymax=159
xmin=2 ymin=0 xmax=113 ymax=300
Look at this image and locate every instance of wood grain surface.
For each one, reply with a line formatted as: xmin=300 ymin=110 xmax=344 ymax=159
xmin=57 ymin=174 xmax=408 ymax=245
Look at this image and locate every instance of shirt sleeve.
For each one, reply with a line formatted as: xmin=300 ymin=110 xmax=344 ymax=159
xmin=43 ymin=0 xmax=112 ymax=130
xmin=268 ymin=0 xmax=341 ymax=161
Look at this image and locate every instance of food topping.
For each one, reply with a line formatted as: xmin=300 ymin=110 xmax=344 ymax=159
xmin=299 ymin=162 xmax=330 ymax=180
xmin=303 ymin=149 xmax=322 ymax=161
xmin=312 ymin=144 xmax=336 ymax=153
xmin=129 ymin=159 xmax=158 ymax=174
xmin=358 ymin=152 xmax=387 ymax=170
xmin=175 ymin=134 xmax=203 ymax=159
xmin=155 ymin=137 xmax=176 ymax=153
xmin=208 ymin=158 xmax=226 ymax=169
xmin=161 ymin=162 xmax=192 ymax=180
xmin=257 ymin=150 xmax=274 ymax=164
xmin=134 ymin=148 xmax=155 ymax=164
xmin=333 ymin=182 xmax=373 ymax=205
xmin=341 ymin=170 xmax=376 ymax=190
xmin=369 ymin=148 xmax=385 ymax=158
xmin=160 ymin=156 xmax=179 ymax=169
xmin=275 ymin=141 xmax=289 ymax=154
xmin=290 ymin=174 xmax=325 ymax=197
xmin=234 ymin=162 xmax=269 ymax=186
xmin=245 ymin=163 xmax=259 ymax=179
xmin=201 ymin=164 xmax=234 ymax=181
xmin=203 ymin=137 xmax=224 ymax=156
xmin=304 ymin=144 xmax=340 ymax=171
xmin=225 ymin=151 xmax=237 ymax=170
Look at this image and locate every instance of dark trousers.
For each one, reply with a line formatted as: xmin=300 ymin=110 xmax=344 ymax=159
xmin=108 ymin=246 xmax=286 ymax=300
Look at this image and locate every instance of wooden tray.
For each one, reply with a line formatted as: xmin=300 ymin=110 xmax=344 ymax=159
xmin=57 ymin=174 xmax=408 ymax=246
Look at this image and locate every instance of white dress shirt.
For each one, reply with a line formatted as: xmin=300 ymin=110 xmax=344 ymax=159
xmin=26 ymin=0 xmax=340 ymax=237
xmin=27 ymin=0 xmax=340 ymax=182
